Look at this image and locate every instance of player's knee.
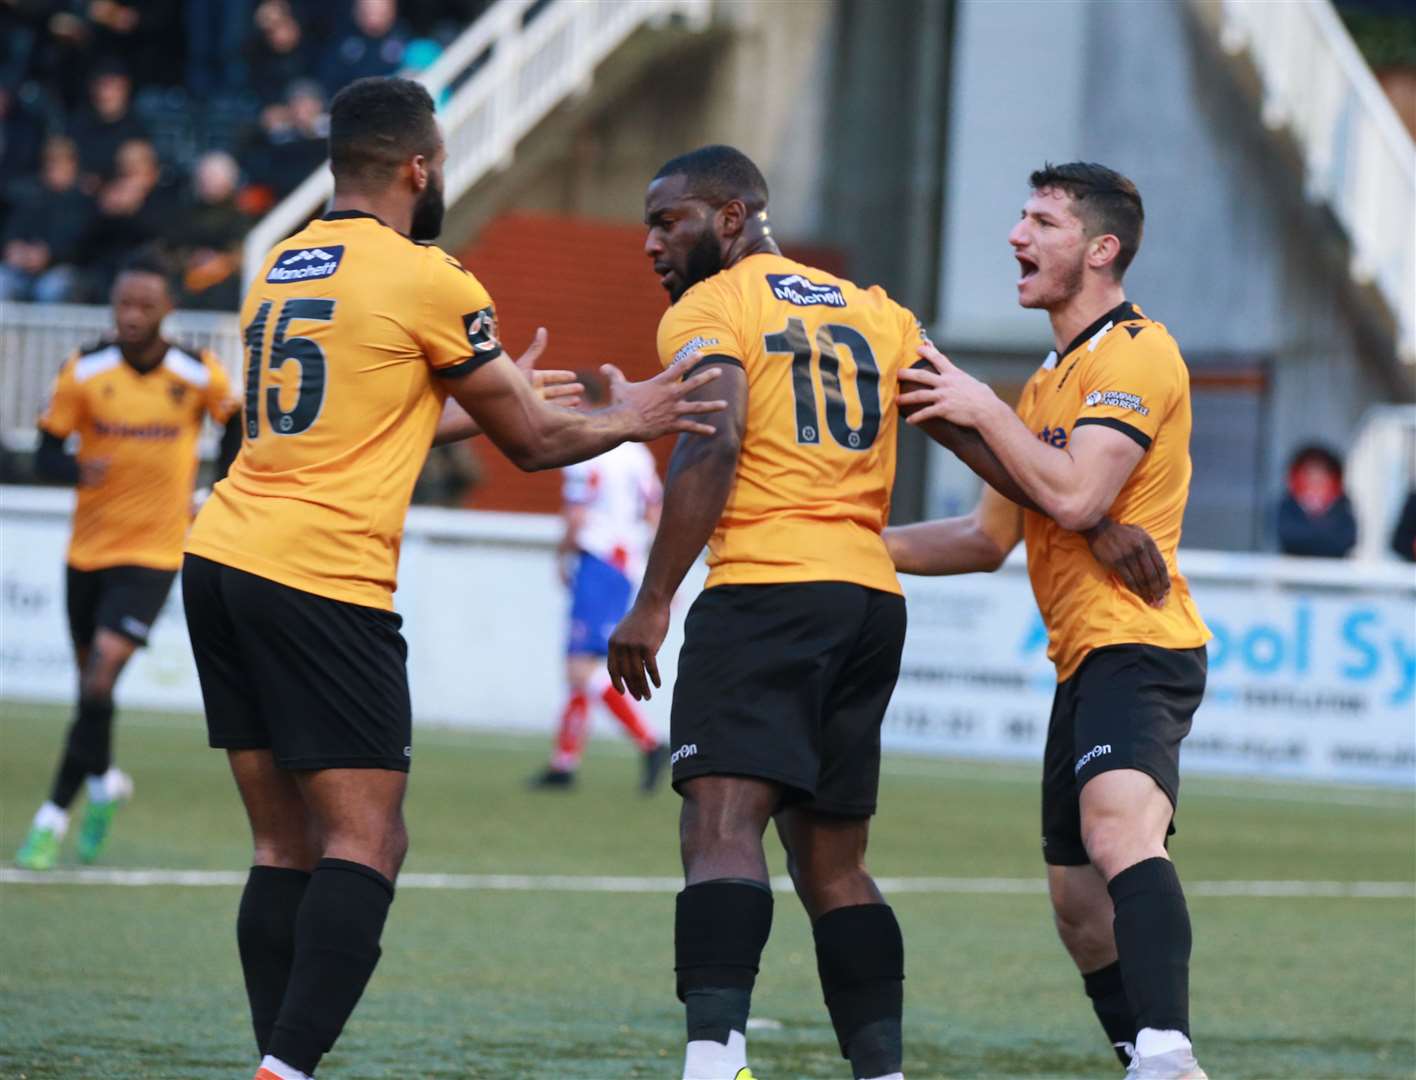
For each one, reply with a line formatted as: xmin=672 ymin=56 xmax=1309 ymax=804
xmin=1050 ymin=890 xmax=1105 ymax=956
xmin=1080 ymin=816 xmax=1152 ymax=880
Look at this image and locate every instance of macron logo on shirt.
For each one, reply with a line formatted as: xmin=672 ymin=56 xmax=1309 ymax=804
xmin=266 ymin=245 xmax=345 ymax=282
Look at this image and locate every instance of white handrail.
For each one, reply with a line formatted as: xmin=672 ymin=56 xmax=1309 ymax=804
xmin=241 ymin=0 xmax=711 ymax=292
xmin=1215 ymin=0 xmax=1416 ymax=364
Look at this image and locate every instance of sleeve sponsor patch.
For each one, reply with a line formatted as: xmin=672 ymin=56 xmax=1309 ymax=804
xmin=1084 ymin=390 xmax=1149 ymax=417
xmin=462 ymin=306 xmax=501 ymax=354
xmin=266 ymin=245 xmax=345 ymax=282
xmin=671 ymin=336 xmax=720 ymax=365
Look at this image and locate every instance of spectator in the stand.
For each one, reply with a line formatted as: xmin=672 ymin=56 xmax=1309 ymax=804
xmin=0 ymin=85 xmax=47 ymax=216
xmin=187 ymin=0 xmax=252 ymax=99
xmin=83 ymin=1 xmax=184 ymax=87
xmin=67 ymin=59 xmax=149 ymax=189
xmin=166 ymin=150 xmax=248 ymax=311
xmin=1276 ymin=443 xmax=1358 ymax=558
xmin=240 ymin=78 xmax=328 ymax=204
xmin=321 ymin=0 xmax=410 ymax=93
xmin=86 ymin=137 xmax=177 ymax=289
xmin=0 ymin=136 xmax=95 ymax=303
xmin=246 ymin=0 xmax=313 ymax=106
xmin=1391 ymin=490 xmax=1416 ymax=563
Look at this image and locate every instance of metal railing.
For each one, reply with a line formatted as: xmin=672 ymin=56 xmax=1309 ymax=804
xmin=241 ymin=0 xmax=712 ymax=291
xmin=0 ymin=302 xmax=242 ymax=451
xmin=1209 ymin=0 xmax=1416 ymax=363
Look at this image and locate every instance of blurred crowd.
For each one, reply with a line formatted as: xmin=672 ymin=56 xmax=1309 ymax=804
xmin=1 ymin=0 xmax=489 ymax=309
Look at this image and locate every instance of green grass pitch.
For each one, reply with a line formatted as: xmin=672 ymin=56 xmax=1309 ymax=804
xmin=1 ymin=702 xmax=1412 ymax=1079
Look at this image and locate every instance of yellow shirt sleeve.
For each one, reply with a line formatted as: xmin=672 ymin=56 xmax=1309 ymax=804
xmin=655 ymin=279 xmax=746 ymax=371
xmin=1072 ymin=331 xmax=1183 ymax=450
xmin=414 ymin=249 xmax=503 ymax=378
xmin=202 ymin=350 xmax=238 ymax=423
xmin=37 ymin=354 xmax=82 ymax=438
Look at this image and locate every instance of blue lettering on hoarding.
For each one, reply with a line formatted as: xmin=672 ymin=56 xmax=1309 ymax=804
xmin=1340 ymin=610 xmax=1380 ymax=680
xmin=1391 ymin=636 xmax=1415 ymax=706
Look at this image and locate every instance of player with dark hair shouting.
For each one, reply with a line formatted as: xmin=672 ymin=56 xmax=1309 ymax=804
xmin=888 ymin=163 xmax=1211 ymax=1080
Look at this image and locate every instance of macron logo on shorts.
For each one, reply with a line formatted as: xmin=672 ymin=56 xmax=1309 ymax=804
xmin=266 ymin=245 xmax=345 ymax=283
xmin=671 ymin=743 xmax=698 ymax=766
xmin=1074 ymin=743 xmax=1112 ymax=774
xmin=120 ymin=616 xmax=150 ymax=639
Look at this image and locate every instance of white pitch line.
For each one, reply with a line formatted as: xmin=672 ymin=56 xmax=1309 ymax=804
xmin=2 ymin=868 xmax=1412 ymax=899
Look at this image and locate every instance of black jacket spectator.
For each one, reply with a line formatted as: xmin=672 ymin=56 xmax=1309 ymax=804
xmin=246 ymin=1 xmax=316 ymax=105
xmin=68 ymin=61 xmax=149 ymax=186
xmin=1276 ymin=444 xmax=1358 ymax=559
xmin=240 ymin=80 xmax=327 ymax=201
xmin=1 ymin=135 xmax=95 ymax=278
xmin=321 ymin=3 xmax=411 ymax=93
xmin=85 ymin=138 xmax=181 ymax=286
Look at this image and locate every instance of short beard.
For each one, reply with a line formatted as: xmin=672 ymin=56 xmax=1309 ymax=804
xmin=671 ymin=229 xmax=724 ymax=302
xmin=410 ymin=178 xmax=445 ymax=242
xmin=1027 ymin=251 xmax=1085 ymax=311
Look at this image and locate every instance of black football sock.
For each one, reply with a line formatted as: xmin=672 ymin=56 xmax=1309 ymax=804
xmin=1083 ymin=960 xmax=1138 ymax=1065
xmin=1108 ymin=857 xmax=1191 ymax=1036
xmin=237 ymin=865 xmax=312 ymax=1055
xmin=675 ymin=879 xmax=774 ymax=1045
xmin=813 ymin=903 xmax=905 ymax=1078
xmin=49 ymin=695 xmax=115 ymax=808
xmin=267 ymin=858 xmax=394 ymax=1075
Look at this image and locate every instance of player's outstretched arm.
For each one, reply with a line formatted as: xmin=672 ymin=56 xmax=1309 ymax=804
xmin=885 ymin=483 xmax=1022 ymax=576
xmin=608 ymin=359 xmax=748 ymax=701
xmin=441 ymin=351 xmax=725 ymax=470
xmin=433 ymin=329 xmax=583 ymax=446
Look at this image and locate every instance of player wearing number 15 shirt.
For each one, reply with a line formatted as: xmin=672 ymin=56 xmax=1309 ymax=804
xmin=180 ymin=78 xmax=726 ymax=1080
xmin=607 ymin=146 xmax=916 ymax=1080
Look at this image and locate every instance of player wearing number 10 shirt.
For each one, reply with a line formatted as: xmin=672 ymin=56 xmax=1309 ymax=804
xmin=608 ymin=146 xmax=916 ymax=1080
xmin=182 ymin=78 xmax=726 ymax=1080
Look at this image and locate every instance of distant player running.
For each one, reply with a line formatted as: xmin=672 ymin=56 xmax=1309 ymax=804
xmin=182 ymin=77 xmax=724 ymax=1080
xmin=16 ymin=252 xmax=239 ymax=871
xmin=610 ymin=146 xmax=920 ymax=1080
xmin=889 ymin=163 xmax=1211 ymax=1080
xmin=532 ymin=387 xmax=668 ymax=791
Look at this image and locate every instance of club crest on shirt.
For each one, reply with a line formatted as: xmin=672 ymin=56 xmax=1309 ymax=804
xmin=766 ymin=273 xmax=846 ymax=308
xmin=266 ymin=245 xmax=345 ymax=283
xmin=462 ymin=306 xmax=500 ymax=354
xmin=168 ymin=382 xmax=187 ymax=406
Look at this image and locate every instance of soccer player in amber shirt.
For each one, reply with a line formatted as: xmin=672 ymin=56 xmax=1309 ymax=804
xmin=889 ymin=163 xmax=1211 ymax=1080
xmin=181 ymin=77 xmax=724 ymax=1080
xmin=15 ymin=252 xmax=239 ymax=872
xmin=609 ymin=146 xmax=919 ymax=1080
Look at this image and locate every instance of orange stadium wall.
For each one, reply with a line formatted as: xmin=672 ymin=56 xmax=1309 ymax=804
xmin=452 ymin=212 xmax=845 ymax=514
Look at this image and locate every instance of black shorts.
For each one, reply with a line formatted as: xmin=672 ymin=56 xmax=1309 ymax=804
xmin=182 ymin=554 xmax=412 ymax=772
xmin=67 ymin=564 xmax=176 ymax=648
xmin=670 ymin=582 xmax=906 ymax=817
xmin=1041 ymin=643 xmax=1208 ymax=866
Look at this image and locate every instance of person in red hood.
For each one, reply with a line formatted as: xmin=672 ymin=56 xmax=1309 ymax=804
xmin=1276 ymin=444 xmax=1357 ymax=558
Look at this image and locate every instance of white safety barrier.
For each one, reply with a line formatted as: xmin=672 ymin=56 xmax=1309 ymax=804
xmin=2 ymin=486 xmax=1413 ymax=786
xmin=1210 ymin=0 xmax=1416 ymax=362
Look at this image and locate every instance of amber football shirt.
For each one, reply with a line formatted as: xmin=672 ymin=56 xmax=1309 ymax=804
xmin=186 ymin=211 xmax=502 ymax=609
xmin=656 ymin=253 xmax=924 ymax=594
xmin=1016 ymin=301 xmax=1211 ymax=680
xmin=38 ymin=343 xmax=235 ymax=572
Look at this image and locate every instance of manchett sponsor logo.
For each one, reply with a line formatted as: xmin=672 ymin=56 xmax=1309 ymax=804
xmin=266 ymin=245 xmax=345 ymax=282
xmin=671 ymin=743 xmax=698 ymax=765
xmin=767 ymin=273 xmax=846 ymax=308
xmin=672 ymin=336 xmax=719 ymax=365
xmin=1074 ymin=743 xmax=1112 ymax=773
xmin=1084 ymin=390 xmax=1149 ymax=417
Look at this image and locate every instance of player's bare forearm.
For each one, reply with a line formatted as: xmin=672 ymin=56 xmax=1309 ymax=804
xmin=907 ymin=412 xmax=1042 ymax=513
xmin=635 ymin=366 xmax=747 ymax=607
xmin=885 ymin=484 xmax=1022 ymax=576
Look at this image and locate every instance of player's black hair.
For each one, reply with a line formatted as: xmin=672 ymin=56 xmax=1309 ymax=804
xmin=652 ymin=145 xmax=769 ymax=213
xmin=115 ymin=248 xmax=175 ymax=296
xmin=329 ymin=76 xmax=439 ymax=190
xmin=1029 ymin=162 xmax=1144 ymax=278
